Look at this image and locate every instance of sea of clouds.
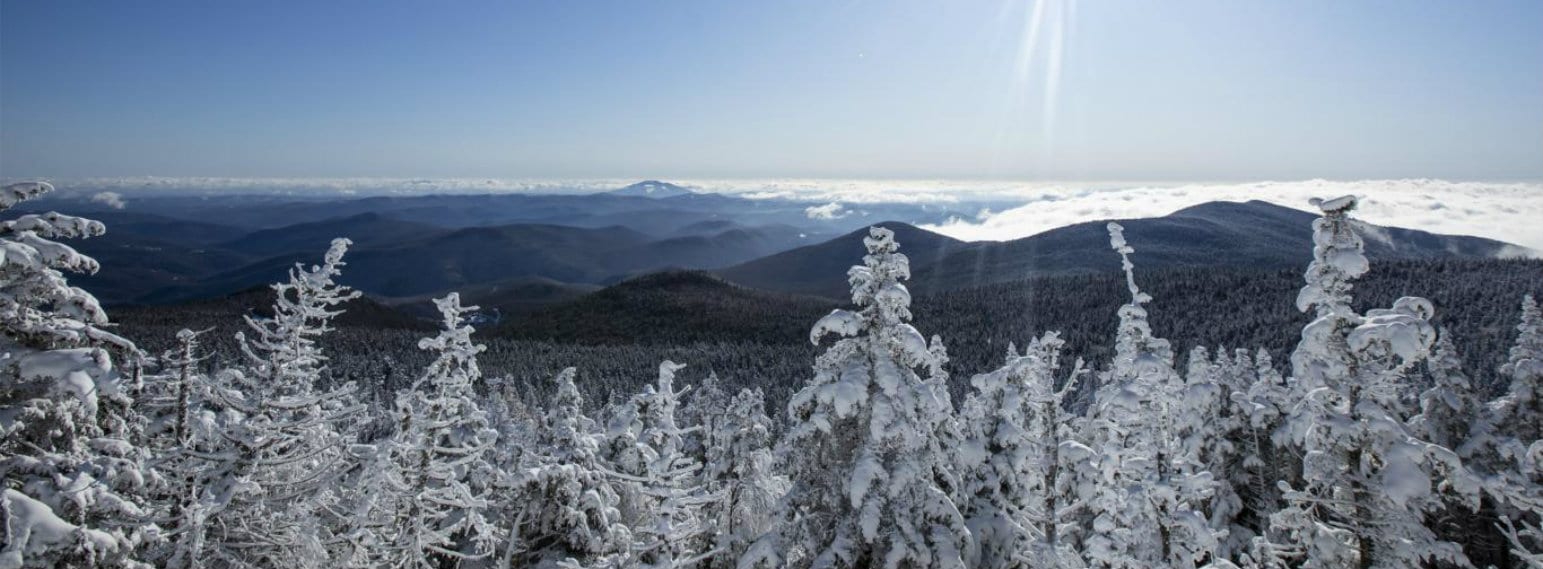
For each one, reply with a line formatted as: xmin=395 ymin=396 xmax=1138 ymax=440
xmin=15 ymin=176 xmax=1541 ymax=253
xmin=913 ymin=179 xmax=1543 ymax=256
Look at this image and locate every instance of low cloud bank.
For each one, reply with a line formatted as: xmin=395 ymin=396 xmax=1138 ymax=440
xmin=90 ymin=191 xmax=126 ymax=209
xmin=918 ymin=179 xmax=1543 ymax=254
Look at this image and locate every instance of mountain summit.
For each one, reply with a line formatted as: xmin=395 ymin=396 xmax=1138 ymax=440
xmin=607 ymin=180 xmax=694 ymax=198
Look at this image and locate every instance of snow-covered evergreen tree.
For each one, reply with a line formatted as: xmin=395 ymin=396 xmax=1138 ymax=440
xmin=1226 ymin=348 xmax=1289 ymax=563
xmin=957 ymin=332 xmax=1084 ymax=569
xmin=681 ymin=371 xmax=731 ymax=469
xmin=0 ymin=181 xmax=156 ymax=568
xmin=136 ymin=328 xmax=222 ymax=568
xmin=349 ymin=293 xmax=501 ymax=568
xmin=1412 ymin=330 xmax=1480 ymax=454
xmin=1264 ymin=195 xmax=1476 ymax=568
xmin=514 ymin=367 xmax=631 ymax=568
xmin=610 ymin=361 xmax=714 ymax=569
xmin=1179 ymin=346 xmax=1244 ymax=559
xmin=1462 ymin=295 xmax=1543 ymax=564
xmin=698 ymin=387 xmax=782 ymax=569
xmin=186 ymin=238 xmax=367 ymax=567
xmin=1079 ymin=222 xmax=1218 ymax=569
xmin=741 ymin=226 xmax=969 ymax=569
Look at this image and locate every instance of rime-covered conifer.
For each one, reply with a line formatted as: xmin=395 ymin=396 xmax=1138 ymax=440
xmin=0 ymin=181 xmax=155 ymax=568
xmin=515 ymin=367 xmax=631 ymax=567
xmin=741 ymin=226 xmax=969 ymax=569
xmin=1080 ymin=222 xmax=1217 ymax=568
xmin=1463 ymin=295 xmax=1543 ymax=564
xmin=698 ymin=387 xmax=781 ymax=569
xmin=189 ymin=238 xmax=366 ymax=567
xmin=1264 ymin=196 xmax=1476 ymax=568
xmin=958 ymin=332 xmax=1084 ymax=569
xmin=350 ymin=293 xmax=502 ymax=568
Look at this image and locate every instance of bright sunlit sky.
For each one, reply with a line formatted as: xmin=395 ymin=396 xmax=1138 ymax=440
xmin=2 ymin=0 xmax=1541 ymax=181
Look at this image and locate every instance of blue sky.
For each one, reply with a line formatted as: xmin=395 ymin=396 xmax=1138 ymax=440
xmin=2 ymin=0 xmax=1540 ymax=181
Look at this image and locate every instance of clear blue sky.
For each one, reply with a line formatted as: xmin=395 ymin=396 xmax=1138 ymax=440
xmin=2 ymin=0 xmax=1540 ymax=181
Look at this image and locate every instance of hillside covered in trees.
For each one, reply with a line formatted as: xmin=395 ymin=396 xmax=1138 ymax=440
xmin=3 ymin=180 xmax=1542 ymax=568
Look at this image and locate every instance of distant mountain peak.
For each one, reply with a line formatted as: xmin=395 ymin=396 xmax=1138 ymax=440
xmin=608 ymin=180 xmax=694 ymax=198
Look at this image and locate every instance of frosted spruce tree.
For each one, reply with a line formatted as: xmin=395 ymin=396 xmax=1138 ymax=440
xmin=1412 ymin=330 xmax=1480 ymax=455
xmin=190 ymin=238 xmax=367 ymax=567
xmin=619 ymin=361 xmax=716 ymax=568
xmin=698 ymin=387 xmax=782 ymax=569
xmin=957 ymin=332 xmax=1085 ymax=569
xmin=350 ymin=293 xmax=502 ymax=568
xmin=1263 ymin=196 xmax=1475 ymax=568
xmin=137 ymin=328 xmax=224 ymax=569
xmin=681 ymin=371 xmax=731 ymax=468
xmin=1179 ymin=346 xmax=1246 ymax=559
xmin=0 ymin=181 xmax=156 ymax=568
xmin=514 ymin=367 xmax=631 ymax=568
xmin=1462 ymin=295 xmax=1543 ymax=564
xmin=741 ymin=225 xmax=969 ymax=569
xmin=1226 ymin=347 xmax=1290 ymax=556
xmin=1080 ymin=222 xmax=1218 ymax=569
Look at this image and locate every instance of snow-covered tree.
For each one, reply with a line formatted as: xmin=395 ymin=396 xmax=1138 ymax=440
xmin=186 ymin=238 xmax=367 ymax=567
xmin=1474 ymin=295 xmax=1543 ymax=470
xmin=0 ymin=181 xmax=155 ymax=568
xmin=514 ymin=367 xmax=631 ymax=568
xmin=1263 ymin=195 xmax=1476 ymax=569
xmin=698 ymin=387 xmax=782 ymax=569
xmin=681 ymin=371 xmax=731 ymax=468
xmin=957 ymin=332 xmax=1084 ymax=569
xmin=607 ymin=361 xmax=715 ymax=569
xmin=1411 ymin=330 xmax=1480 ymax=454
xmin=1462 ymin=295 xmax=1543 ymax=565
xmin=349 ymin=293 xmax=502 ymax=568
xmin=1179 ymin=346 xmax=1251 ymax=560
xmin=1079 ymin=222 xmax=1218 ymax=569
xmin=1226 ymin=348 xmax=1290 ymax=559
xmin=741 ymin=226 xmax=969 ymax=569
xmin=136 ymin=328 xmax=222 ymax=568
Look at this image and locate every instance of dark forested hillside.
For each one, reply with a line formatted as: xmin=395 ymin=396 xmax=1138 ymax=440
xmin=721 ymin=201 xmax=1521 ymax=298
xmin=114 ymin=257 xmax=1543 ymax=413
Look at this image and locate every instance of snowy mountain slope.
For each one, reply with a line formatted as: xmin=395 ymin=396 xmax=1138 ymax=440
xmin=606 ymin=180 xmax=695 ymax=198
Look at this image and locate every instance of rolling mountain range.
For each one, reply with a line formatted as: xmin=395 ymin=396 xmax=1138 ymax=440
xmin=719 ymin=200 xmax=1519 ymax=298
xmin=20 ymin=183 xmax=1524 ymax=307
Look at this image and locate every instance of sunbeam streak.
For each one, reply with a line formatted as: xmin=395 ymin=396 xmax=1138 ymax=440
xmin=996 ymin=0 xmax=1075 ymax=175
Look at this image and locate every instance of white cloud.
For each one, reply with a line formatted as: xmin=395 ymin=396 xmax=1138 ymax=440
xmin=917 ymin=179 xmax=1543 ymax=254
xmin=90 ymin=191 xmax=126 ymax=209
xmin=805 ymin=202 xmax=850 ymax=220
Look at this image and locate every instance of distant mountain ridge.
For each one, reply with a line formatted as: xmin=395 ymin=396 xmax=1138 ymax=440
xmin=606 ymin=180 xmax=694 ymax=198
xmin=718 ymin=200 xmax=1518 ymax=298
xmin=41 ymin=194 xmax=1525 ymax=307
